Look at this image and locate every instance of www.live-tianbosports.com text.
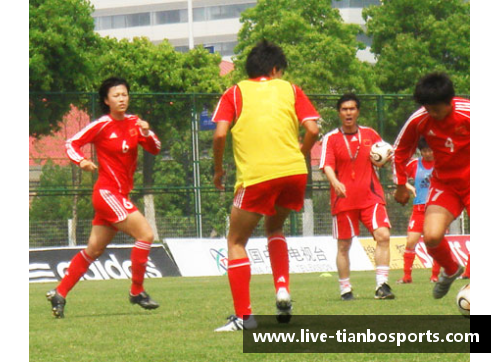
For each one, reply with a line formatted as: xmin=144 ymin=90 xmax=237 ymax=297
xmin=252 ymin=328 xmax=478 ymax=347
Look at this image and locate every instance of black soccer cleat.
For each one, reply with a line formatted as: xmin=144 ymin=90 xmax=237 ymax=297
xmin=46 ymin=289 xmax=66 ymax=318
xmin=374 ymin=283 xmax=395 ymax=300
xmin=129 ymin=291 xmax=160 ymax=310
xmin=341 ymin=291 xmax=355 ymax=301
xmin=433 ymin=266 xmax=464 ymax=299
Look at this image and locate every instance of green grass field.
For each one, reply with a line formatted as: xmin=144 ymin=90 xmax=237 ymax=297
xmin=30 ymin=269 xmax=469 ymax=362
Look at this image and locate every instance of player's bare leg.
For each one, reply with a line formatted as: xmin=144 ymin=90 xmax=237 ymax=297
xmin=265 ymin=206 xmax=293 ymax=322
xmin=47 ymin=225 xmax=117 ymax=318
xmin=398 ymin=231 xmax=421 ymax=284
xmin=423 ymin=205 xmax=463 ymax=298
xmin=337 ymin=238 xmax=354 ymax=300
xmin=227 ymin=206 xmax=262 ymax=260
xmin=115 ymin=211 xmax=159 ymax=309
xmin=85 ymin=225 xmax=118 ymax=259
xmin=215 ymin=207 xmax=261 ymax=332
xmin=373 ymin=227 xmax=394 ymax=299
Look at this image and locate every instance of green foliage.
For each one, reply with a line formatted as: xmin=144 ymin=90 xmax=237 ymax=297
xmin=29 ymin=0 xmax=100 ymax=136
xmin=364 ymin=0 xmax=470 ymax=94
xmin=232 ymin=0 xmax=379 ymax=94
xmin=29 ymin=161 xmax=94 ymax=221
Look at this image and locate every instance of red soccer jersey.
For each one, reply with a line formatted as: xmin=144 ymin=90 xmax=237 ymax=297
xmin=211 ymin=77 xmax=320 ymax=124
xmin=319 ymin=126 xmax=386 ymax=214
xmin=66 ymin=114 xmax=161 ymax=195
xmin=393 ymin=97 xmax=470 ymax=193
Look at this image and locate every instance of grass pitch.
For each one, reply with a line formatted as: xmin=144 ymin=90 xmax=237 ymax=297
xmin=30 ymin=269 xmax=469 ymax=362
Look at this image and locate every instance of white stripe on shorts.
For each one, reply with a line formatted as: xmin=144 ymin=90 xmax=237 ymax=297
xmin=99 ymin=190 xmax=128 ymax=222
xmin=332 ymin=216 xmax=338 ymax=239
xmin=233 ymin=187 xmax=246 ymax=208
xmin=372 ymin=204 xmax=379 ymax=230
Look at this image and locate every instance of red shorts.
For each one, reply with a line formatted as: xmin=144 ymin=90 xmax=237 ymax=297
xmin=333 ymin=203 xmax=391 ymax=240
xmin=233 ymin=174 xmax=307 ymax=216
xmin=92 ymin=189 xmax=138 ymax=227
xmin=427 ymin=178 xmax=470 ymax=218
xmin=408 ymin=204 xmax=426 ymax=233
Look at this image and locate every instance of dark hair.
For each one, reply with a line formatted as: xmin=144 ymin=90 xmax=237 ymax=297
xmin=413 ymin=72 xmax=455 ymax=105
xmin=98 ymin=77 xmax=130 ymax=114
xmin=417 ymin=137 xmax=430 ymax=151
xmin=336 ymin=93 xmax=360 ymax=111
xmin=245 ymin=40 xmax=288 ymax=78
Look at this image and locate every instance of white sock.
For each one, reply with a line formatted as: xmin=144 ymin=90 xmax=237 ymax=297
xmin=376 ymin=266 xmax=390 ymax=287
xmin=339 ymin=278 xmax=352 ymax=294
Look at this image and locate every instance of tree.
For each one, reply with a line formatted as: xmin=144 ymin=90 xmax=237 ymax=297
xmin=232 ymin=0 xmax=378 ymax=95
xmin=363 ymin=0 xmax=470 ymax=94
xmin=30 ymin=0 xmax=100 ymax=136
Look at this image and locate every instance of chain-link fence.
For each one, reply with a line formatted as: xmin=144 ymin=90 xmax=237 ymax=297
xmin=29 ymin=92 xmax=470 ymax=248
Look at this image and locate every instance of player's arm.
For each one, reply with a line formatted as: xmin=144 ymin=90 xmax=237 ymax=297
xmin=66 ymin=120 xmax=106 ymax=172
xmin=300 ymin=119 xmax=319 ymax=156
xmin=212 ymin=121 xmax=231 ymax=190
xmin=323 ymin=166 xmax=346 ymax=198
xmin=404 ymin=159 xmax=417 ymax=197
xmin=136 ymin=118 xmax=161 ymax=155
xmin=319 ymin=132 xmax=346 ymax=197
xmin=211 ymin=87 xmax=238 ymax=190
xmin=393 ymin=118 xmax=420 ymax=205
xmin=294 ymin=85 xmax=320 ymax=156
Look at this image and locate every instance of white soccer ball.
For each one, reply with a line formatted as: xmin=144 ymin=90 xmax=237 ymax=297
xmin=456 ymin=284 xmax=470 ymax=317
xmin=370 ymin=141 xmax=394 ymax=167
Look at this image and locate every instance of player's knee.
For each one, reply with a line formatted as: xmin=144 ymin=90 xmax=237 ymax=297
xmin=423 ymin=231 xmax=443 ymax=247
xmin=85 ymin=245 xmax=106 ymax=260
xmin=337 ymin=242 xmax=351 ymax=255
xmin=140 ymin=230 xmax=154 ymax=243
xmin=374 ymin=228 xmax=390 ymax=245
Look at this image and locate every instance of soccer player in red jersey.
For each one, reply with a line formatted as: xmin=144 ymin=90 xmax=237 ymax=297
xmin=393 ymin=72 xmax=469 ymax=299
xmin=397 ymin=138 xmax=441 ymax=284
xmin=46 ymin=77 xmax=162 ymax=318
xmin=212 ymin=41 xmax=320 ymax=331
xmin=320 ymin=93 xmax=395 ymax=301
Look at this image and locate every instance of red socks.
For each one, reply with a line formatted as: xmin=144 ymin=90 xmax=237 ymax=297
xmin=227 ymin=258 xmax=252 ymax=319
xmin=130 ymin=241 xmax=152 ymax=295
xmin=268 ymin=235 xmax=290 ymax=293
xmin=403 ymin=249 xmax=416 ymax=278
xmin=57 ymin=250 xmax=94 ymax=298
xmin=426 ymin=238 xmax=459 ymax=276
xmin=431 ymin=260 xmax=441 ymax=278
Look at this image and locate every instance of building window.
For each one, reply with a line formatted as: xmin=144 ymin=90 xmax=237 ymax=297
xmin=206 ymin=3 xmax=254 ymax=21
xmin=193 ymin=7 xmax=206 ymax=21
xmin=332 ymin=0 xmax=380 ymax=8
xmin=93 ymin=2 xmax=254 ymax=30
xmin=127 ymin=13 xmax=151 ymax=27
xmin=155 ymin=9 xmax=188 ymax=24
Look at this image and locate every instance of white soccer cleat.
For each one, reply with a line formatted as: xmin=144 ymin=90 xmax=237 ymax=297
xmin=214 ymin=314 xmax=257 ymax=332
xmin=276 ymin=287 xmax=292 ymax=324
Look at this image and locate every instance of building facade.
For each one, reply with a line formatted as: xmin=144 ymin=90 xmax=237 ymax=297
xmin=90 ymin=0 xmax=379 ymax=61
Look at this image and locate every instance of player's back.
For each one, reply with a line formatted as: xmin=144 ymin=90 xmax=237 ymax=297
xmin=231 ymin=79 xmax=307 ymax=189
xmin=401 ymin=98 xmax=469 ymax=191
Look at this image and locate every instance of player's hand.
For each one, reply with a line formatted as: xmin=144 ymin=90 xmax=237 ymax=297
xmin=213 ymin=169 xmax=226 ymax=191
xmin=406 ymin=183 xmax=416 ymax=197
xmin=136 ymin=119 xmax=150 ymax=136
xmin=332 ymin=180 xmax=347 ymax=198
xmin=394 ymin=184 xmax=410 ymax=205
xmin=79 ymin=159 xmax=98 ymax=172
